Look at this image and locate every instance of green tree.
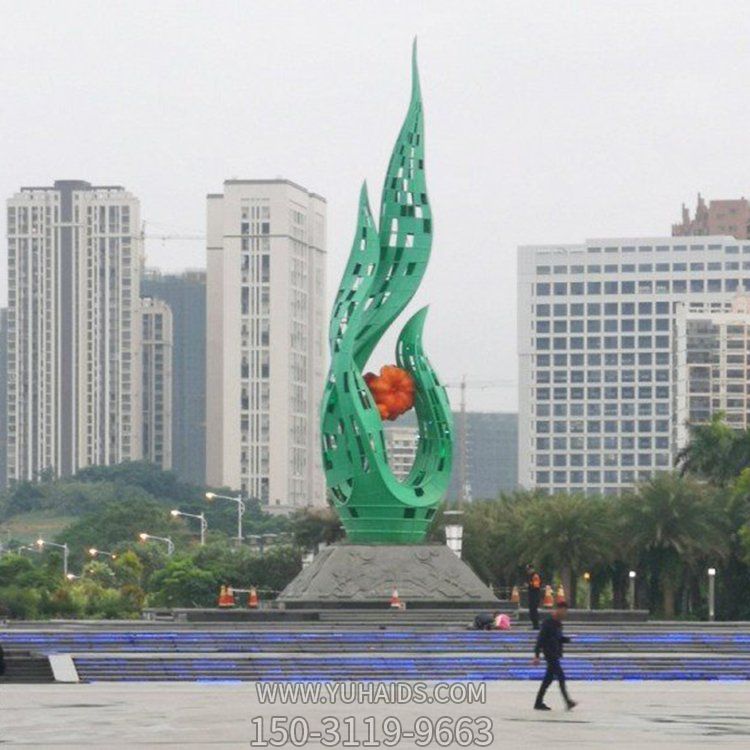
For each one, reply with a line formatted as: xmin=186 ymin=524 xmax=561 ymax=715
xmin=290 ymin=508 xmax=345 ymax=550
xmin=147 ymin=558 xmax=218 ymax=607
xmin=59 ymin=494 xmax=187 ymax=568
xmin=618 ymin=472 xmax=728 ymax=617
xmin=112 ymin=549 xmax=145 ymax=587
xmin=461 ymin=494 xmax=531 ymax=588
xmin=677 ymin=413 xmax=750 ymax=486
xmin=519 ymin=493 xmax=614 ymax=600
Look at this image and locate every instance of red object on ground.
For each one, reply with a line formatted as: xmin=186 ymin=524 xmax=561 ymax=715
xmin=364 ymin=365 xmax=415 ymax=421
xmin=218 ymin=585 xmax=235 ymax=608
xmin=389 ymin=587 xmax=402 ymax=608
xmin=248 ymin=586 xmax=259 ymax=609
xmin=556 ymin=584 xmax=566 ymax=605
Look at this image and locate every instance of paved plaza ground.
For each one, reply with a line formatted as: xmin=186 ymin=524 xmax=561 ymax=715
xmin=2 ymin=681 xmax=750 ymax=749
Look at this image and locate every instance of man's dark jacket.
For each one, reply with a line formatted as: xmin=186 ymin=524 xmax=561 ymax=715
xmin=534 ymin=616 xmax=570 ymax=661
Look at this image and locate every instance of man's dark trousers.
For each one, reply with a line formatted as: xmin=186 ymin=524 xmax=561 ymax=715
xmin=528 ymin=590 xmax=540 ymax=630
xmin=535 ymin=657 xmax=571 ymax=706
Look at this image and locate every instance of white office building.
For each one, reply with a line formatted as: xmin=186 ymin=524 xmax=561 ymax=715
xmin=384 ymin=425 xmax=419 ymax=481
xmin=140 ymin=296 xmax=173 ymax=470
xmin=206 ymin=179 xmax=326 ymax=511
xmin=518 ymin=235 xmax=750 ymax=494
xmin=6 ymin=180 xmax=141 ymax=481
xmin=674 ymin=295 xmax=750 ymax=449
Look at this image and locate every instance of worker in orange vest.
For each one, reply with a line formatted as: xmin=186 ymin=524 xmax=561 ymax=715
xmin=526 ymin=563 xmax=542 ymax=630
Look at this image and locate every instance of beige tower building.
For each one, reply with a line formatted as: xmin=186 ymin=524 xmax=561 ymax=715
xmin=674 ymin=295 xmax=750 ymax=449
xmin=6 ymin=180 xmax=141 ymax=481
xmin=206 ymin=179 xmax=326 ymax=511
xmin=140 ymin=296 xmax=173 ymax=470
xmin=384 ymin=425 xmax=419 ymax=481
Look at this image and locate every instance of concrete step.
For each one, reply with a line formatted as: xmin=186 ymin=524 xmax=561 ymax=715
xmin=0 ymin=651 xmax=54 ymax=683
xmin=4 ymin=629 xmax=750 ymax=655
xmin=72 ymin=654 xmax=750 ymax=682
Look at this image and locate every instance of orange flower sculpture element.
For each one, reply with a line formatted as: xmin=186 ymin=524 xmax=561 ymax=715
xmin=364 ymin=365 xmax=415 ymax=421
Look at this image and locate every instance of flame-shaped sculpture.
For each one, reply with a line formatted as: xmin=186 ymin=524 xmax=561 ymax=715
xmin=321 ymin=42 xmax=453 ymax=543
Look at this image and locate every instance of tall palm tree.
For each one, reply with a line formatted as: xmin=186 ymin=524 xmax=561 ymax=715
xmin=520 ymin=493 xmax=615 ymax=600
xmin=618 ymin=472 xmax=728 ymax=617
xmin=677 ymin=413 xmax=750 ymax=486
xmin=462 ymin=493 xmax=533 ymax=587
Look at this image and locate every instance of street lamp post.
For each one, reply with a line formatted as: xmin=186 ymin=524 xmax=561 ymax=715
xmin=583 ymin=571 xmax=592 ymax=610
xmin=88 ymin=548 xmax=117 ymax=560
xmin=205 ymin=492 xmax=245 ymax=544
xmin=139 ymin=533 xmax=175 ymax=556
xmin=708 ymin=567 xmax=716 ymax=622
xmin=36 ymin=539 xmax=69 ymax=578
xmin=171 ymin=509 xmax=208 ymax=545
xmin=628 ymin=570 xmax=637 ymax=611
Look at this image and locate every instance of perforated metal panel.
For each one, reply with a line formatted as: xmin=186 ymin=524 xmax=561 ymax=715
xmin=320 ymin=42 xmax=453 ymax=543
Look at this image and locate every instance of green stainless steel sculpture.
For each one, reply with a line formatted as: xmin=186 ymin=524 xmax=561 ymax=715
xmin=321 ymin=42 xmax=453 ymax=544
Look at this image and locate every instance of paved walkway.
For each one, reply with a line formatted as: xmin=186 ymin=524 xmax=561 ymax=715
xmin=2 ymin=681 xmax=750 ymax=748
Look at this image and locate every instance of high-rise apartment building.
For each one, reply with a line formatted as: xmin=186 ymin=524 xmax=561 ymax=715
xmin=141 ymin=269 xmax=206 ymax=484
xmin=518 ymin=235 xmax=750 ymax=495
xmin=140 ymin=296 xmax=173 ymax=470
xmin=674 ymin=296 xmax=750 ymax=449
xmin=384 ymin=425 xmax=420 ymax=481
xmin=206 ymin=179 xmax=326 ymax=511
xmin=0 ymin=308 xmax=7 ymax=488
xmin=6 ymin=180 xmax=141 ymax=481
xmin=673 ymin=194 xmax=750 ymax=239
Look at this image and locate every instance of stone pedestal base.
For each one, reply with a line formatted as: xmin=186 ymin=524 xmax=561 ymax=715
xmin=278 ymin=543 xmax=499 ymax=609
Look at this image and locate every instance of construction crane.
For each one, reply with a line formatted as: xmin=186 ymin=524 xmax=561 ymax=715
xmin=135 ymin=222 xmax=206 ymax=266
xmin=443 ymin=376 xmax=516 ymax=503
xmin=138 ymin=221 xmax=206 ymax=243
xmin=144 ymin=234 xmax=205 ymax=241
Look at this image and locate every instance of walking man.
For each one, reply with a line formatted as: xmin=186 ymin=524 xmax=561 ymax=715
xmin=526 ymin=563 xmax=541 ymax=630
xmin=532 ymin=600 xmax=577 ymax=711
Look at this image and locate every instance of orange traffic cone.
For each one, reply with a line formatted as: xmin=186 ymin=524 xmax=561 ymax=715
xmin=510 ymin=585 xmax=520 ymax=604
xmin=248 ymin=586 xmax=259 ymax=609
xmin=556 ymin=584 xmax=566 ymax=605
xmin=389 ymin=587 xmax=402 ymax=609
xmin=226 ymin=586 xmax=236 ymax=607
xmin=218 ymin=585 xmax=234 ymax=608
xmin=543 ymin=584 xmax=554 ymax=608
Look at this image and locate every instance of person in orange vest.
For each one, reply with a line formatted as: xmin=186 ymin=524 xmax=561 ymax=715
xmin=526 ymin=563 xmax=542 ymax=630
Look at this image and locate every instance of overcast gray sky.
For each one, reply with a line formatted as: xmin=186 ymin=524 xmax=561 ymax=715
xmin=3 ymin=0 xmax=749 ymax=411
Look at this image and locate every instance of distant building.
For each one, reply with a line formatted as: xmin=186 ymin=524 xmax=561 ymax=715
xmin=0 ymin=308 xmax=7 ymax=488
xmin=6 ymin=180 xmax=141 ymax=481
xmin=675 ymin=296 xmax=750 ymax=449
xmin=388 ymin=411 xmax=518 ymax=500
xmin=518 ymin=235 xmax=750 ymax=495
xmin=447 ymin=412 xmax=518 ymax=500
xmin=141 ymin=269 xmax=206 ymax=484
xmin=206 ymin=179 xmax=327 ymax=511
xmin=384 ymin=425 xmax=419 ymax=481
xmin=140 ymin=297 xmax=173 ymax=470
xmin=673 ymin=194 xmax=750 ymax=239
